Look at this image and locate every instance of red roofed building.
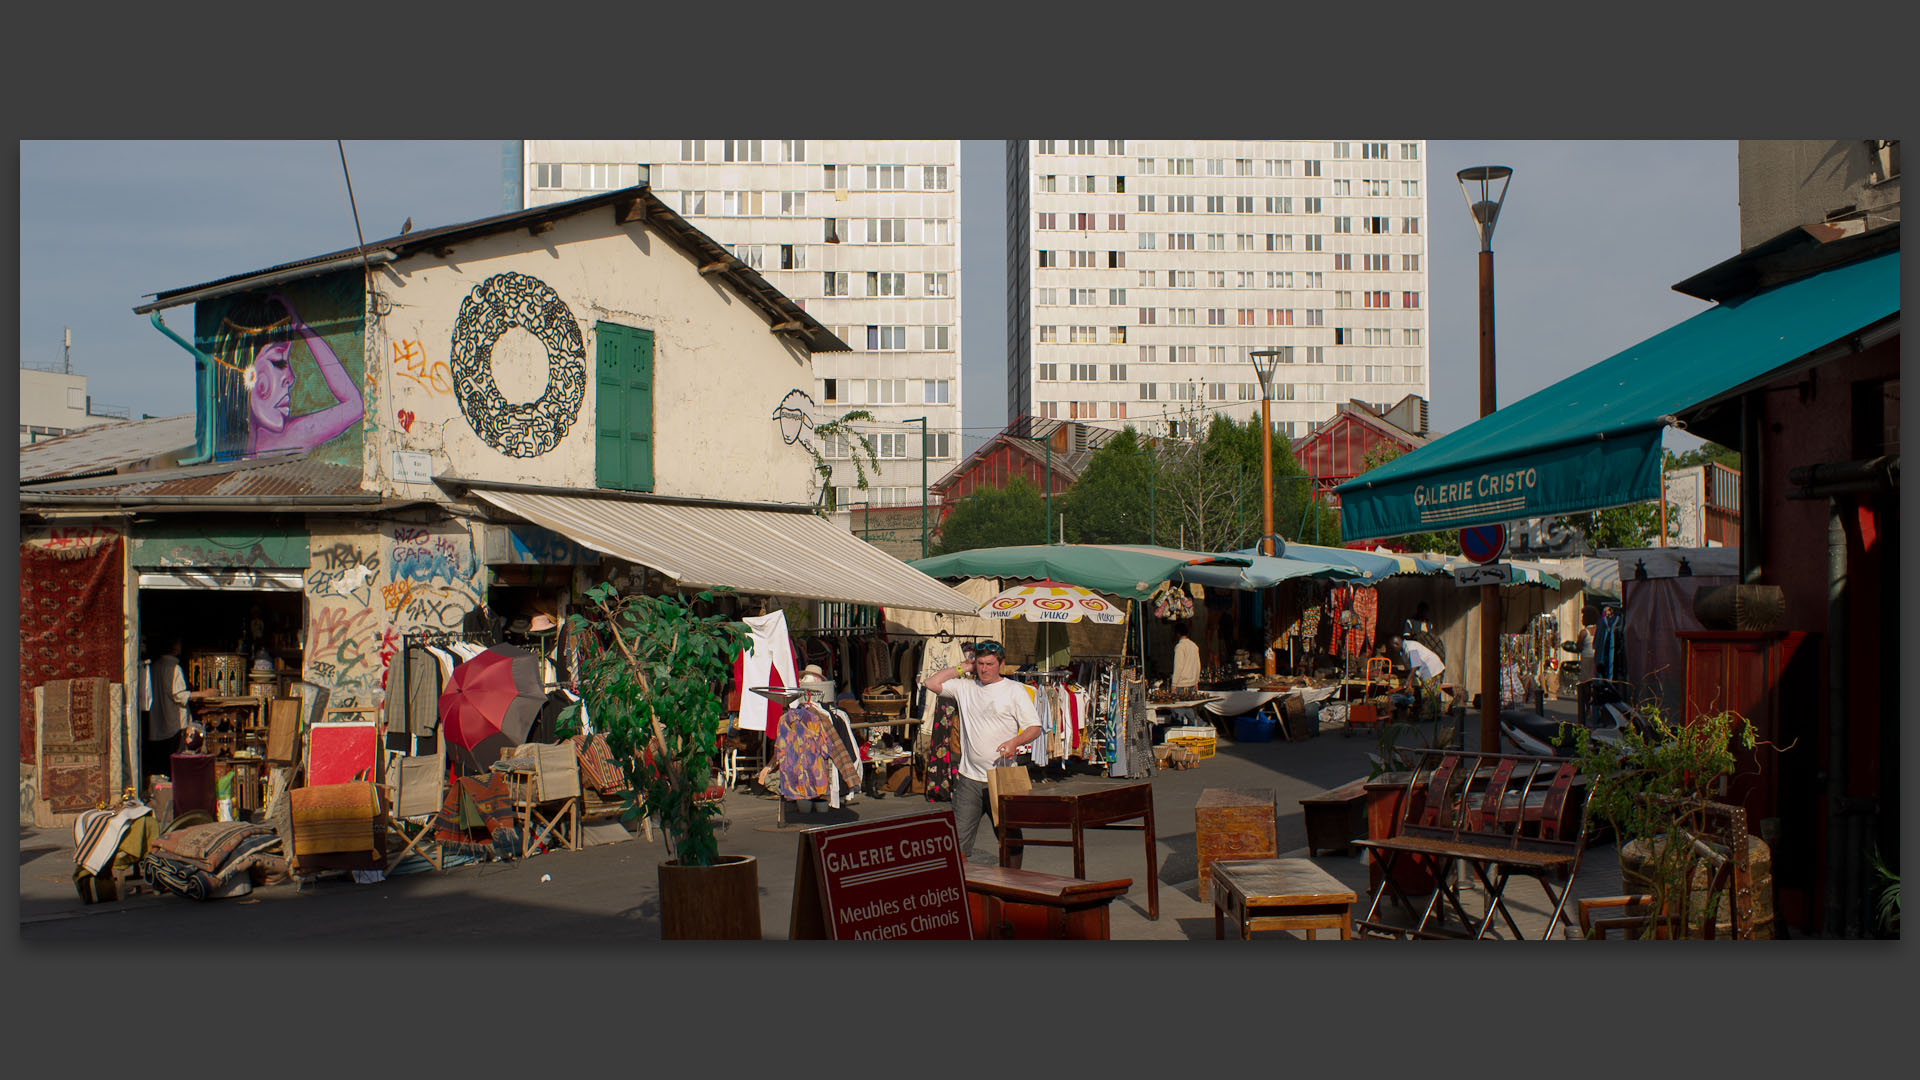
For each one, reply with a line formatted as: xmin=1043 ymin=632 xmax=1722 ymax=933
xmin=929 ymin=417 xmax=1116 ymax=522
xmin=1292 ymin=395 xmax=1429 ymax=508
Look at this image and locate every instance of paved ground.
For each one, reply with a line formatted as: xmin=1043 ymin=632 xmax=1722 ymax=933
xmin=19 ymin=696 xmax=1622 ymax=942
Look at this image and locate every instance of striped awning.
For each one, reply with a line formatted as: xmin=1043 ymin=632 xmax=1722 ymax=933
xmin=472 ymin=488 xmax=978 ymax=615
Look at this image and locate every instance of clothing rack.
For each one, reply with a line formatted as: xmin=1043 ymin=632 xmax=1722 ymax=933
xmin=394 ymin=629 xmax=497 ymax=753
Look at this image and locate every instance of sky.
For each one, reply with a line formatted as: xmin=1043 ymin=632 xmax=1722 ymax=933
xmin=19 ymin=139 xmax=1737 ymax=453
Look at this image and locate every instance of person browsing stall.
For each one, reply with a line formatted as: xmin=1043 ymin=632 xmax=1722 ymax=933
xmin=924 ymin=641 xmax=1043 ymax=866
xmin=1386 ymin=633 xmax=1444 ymax=717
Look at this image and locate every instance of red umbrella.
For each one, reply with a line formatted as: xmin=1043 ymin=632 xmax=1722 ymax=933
xmin=439 ymin=644 xmax=546 ymax=772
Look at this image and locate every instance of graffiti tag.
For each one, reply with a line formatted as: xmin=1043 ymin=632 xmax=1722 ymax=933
xmin=392 ymin=339 xmax=452 ymax=395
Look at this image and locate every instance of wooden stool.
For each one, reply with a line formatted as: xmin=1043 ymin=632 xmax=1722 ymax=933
xmin=1212 ymin=858 xmax=1357 ymax=940
xmin=1195 ymin=788 xmax=1277 ymax=900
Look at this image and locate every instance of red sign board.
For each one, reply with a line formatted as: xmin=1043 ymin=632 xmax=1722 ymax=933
xmin=791 ymin=810 xmax=973 ymax=940
xmin=1459 ymin=524 xmax=1507 ymax=565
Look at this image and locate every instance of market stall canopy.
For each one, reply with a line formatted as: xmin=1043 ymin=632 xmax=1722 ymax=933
xmin=472 ymin=488 xmax=977 ymax=615
xmin=911 ymin=544 xmax=1249 ymax=601
xmin=1334 ymin=250 xmax=1899 ymax=541
xmin=980 ymin=579 xmax=1128 ymax=623
xmin=1173 ymin=551 xmax=1362 ymax=591
xmin=1233 ymin=542 xmax=1446 ymax=583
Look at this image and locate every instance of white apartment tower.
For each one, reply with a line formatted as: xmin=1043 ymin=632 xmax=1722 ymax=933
xmin=520 ymin=141 xmax=962 ymax=511
xmin=1008 ymin=140 xmax=1429 ymax=440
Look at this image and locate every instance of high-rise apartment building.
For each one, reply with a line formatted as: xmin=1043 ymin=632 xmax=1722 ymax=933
xmin=1007 ymin=140 xmax=1429 ymax=440
xmin=518 ymin=141 xmax=962 ymax=512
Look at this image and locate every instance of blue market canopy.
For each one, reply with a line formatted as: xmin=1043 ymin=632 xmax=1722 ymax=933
xmin=1173 ymin=551 xmax=1363 ymax=591
xmin=1335 ymin=250 xmax=1899 ymax=541
xmin=910 ymin=544 xmax=1249 ymax=601
xmin=1241 ymin=542 xmax=1449 ymax=583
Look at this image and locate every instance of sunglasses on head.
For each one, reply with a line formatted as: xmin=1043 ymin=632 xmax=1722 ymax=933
xmin=971 ymin=642 xmax=1005 ymax=657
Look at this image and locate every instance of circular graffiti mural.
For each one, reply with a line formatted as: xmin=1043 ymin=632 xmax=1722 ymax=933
xmin=448 ymin=272 xmax=586 ymax=458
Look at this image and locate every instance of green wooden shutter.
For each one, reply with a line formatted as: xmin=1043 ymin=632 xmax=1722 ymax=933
xmin=594 ymin=322 xmax=654 ymax=491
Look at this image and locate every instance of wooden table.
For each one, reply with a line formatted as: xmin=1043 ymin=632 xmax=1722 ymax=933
xmin=964 ymin=865 xmax=1133 ymax=940
xmin=995 ymin=778 xmax=1158 ymax=920
xmin=1212 ymin=858 xmax=1357 ymax=940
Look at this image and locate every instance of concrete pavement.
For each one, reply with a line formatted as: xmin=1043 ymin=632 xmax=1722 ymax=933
xmin=19 ymin=695 xmax=1623 ymax=942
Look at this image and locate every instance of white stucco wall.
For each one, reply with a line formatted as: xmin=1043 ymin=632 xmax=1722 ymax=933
xmin=360 ymin=205 xmax=820 ymax=504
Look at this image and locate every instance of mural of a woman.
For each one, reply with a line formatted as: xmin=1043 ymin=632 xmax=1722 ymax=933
xmin=208 ymin=291 xmax=364 ymax=460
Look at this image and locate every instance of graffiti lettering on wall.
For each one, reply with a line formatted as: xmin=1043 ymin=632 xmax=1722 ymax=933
xmin=308 ymin=542 xmax=380 ymax=607
xmin=23 ymin=526 xmax=121 ymax=560
xmin=391 ymin=338 xmax=452 ymax=396
xmin=385 ymin=523 xmax=481 ymax=635
xmin=195 ymin=272 xmax=366 ymax=467
xmin=507 ymin=525 xmax=597 ymax=566
xmin=305 ymin=602 xmax=381 ymax=706
xmin=448 ymin=272 xmax=585 ymax=458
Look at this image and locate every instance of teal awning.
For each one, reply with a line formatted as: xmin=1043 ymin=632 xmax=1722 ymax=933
xmin=910 ymin=544 xmax=1249 ymax=601
xmin=1336 ymin=250 xmax=1900 ymax=540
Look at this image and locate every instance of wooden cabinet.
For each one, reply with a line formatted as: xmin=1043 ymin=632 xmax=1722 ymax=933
xmin=1678 ymin=630 xmax=1820 ymax=933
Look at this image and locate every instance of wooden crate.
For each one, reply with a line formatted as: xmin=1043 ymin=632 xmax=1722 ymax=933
xmin=1194 ymin=788 xmax=1277 ymax=901
xmin=1165 ymin=725 xmax=1216 ymax=759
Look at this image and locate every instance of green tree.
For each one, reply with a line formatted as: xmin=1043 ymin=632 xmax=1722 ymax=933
xmin=931 ymin=475 xmax=1048 ymax=555
xmin=1664 ymin=440 xmax=1740 ymax=472
xmin=1557 ymin=504 xmax=1669 ymax=550
xmin=1060 ymin=427 xmax=1154 ymax=544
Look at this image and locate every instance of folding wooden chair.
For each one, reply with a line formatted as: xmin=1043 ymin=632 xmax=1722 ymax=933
xmin=380 ymin=749 xmax=448 ymax=871
xmin=506 ymin=743 xmax=581 ymax=856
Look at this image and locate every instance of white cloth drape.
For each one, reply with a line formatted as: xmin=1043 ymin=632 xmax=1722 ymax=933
xmin=737 ymin=611 xmax=797 ymax=733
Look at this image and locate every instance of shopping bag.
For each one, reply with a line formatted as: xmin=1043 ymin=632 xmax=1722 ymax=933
xmin=986 ymin=763 xmax=1030 ymax=826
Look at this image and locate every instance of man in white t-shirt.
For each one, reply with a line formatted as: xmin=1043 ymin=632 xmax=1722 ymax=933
xmin=925 ymin=640 xmax=1043 ymax=865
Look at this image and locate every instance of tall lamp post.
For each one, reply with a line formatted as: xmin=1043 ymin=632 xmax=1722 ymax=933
xmin=1250 ymin=348 xmax=1284 ymax=677
xmin=1458 ymin=165 xmax=1513 ymax=755
xmin=903 ymin=416 xmax=929 ymax=558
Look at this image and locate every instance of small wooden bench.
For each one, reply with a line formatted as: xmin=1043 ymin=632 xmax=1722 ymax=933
xmin=1301 ymin=778 xmax=1371 ymax=856
xmin=1212 ymin=858 xmax=1357 ymax=940
xmin=964 ymin=865 xmax=1133 ymax=940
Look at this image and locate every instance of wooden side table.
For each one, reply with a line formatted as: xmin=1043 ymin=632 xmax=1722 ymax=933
xmin=1212 ymin=858 xmax=1357 ymax=940
xmin=1195 ymin=788 xmax=1277 ymax=900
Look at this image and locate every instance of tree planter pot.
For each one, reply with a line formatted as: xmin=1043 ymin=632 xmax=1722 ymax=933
xmin=1620 ymin=834 xmax=1774 ymax=940
xmin=658 ymin=854 xmax=762 ymax=939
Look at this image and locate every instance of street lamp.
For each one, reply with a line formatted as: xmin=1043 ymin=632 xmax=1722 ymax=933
xmin=1458 ymin=165 xmax=1512 ymax=754
xmin=1250 ymin=347 xmax=1284 ymax=677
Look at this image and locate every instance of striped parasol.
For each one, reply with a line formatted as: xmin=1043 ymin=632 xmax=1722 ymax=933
xmin=979 ymin=579 xmax=1127 ymax=624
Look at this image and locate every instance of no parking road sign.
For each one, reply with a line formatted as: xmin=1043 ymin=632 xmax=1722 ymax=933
xmin=1459 ymin=524 xmax=1507 ymax=565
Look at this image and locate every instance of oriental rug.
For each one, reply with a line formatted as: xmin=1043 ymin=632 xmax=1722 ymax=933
xmin=20 ymin=532 xmax=123 ymax=765
xmin=38 ymin=678 xmax=114 ymax=813
xmin=431 ymin=774 xmax=521 ymax=860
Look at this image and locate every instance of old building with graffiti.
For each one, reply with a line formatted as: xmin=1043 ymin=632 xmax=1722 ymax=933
xmin=18 ymin=182 xmax=975 ymax=822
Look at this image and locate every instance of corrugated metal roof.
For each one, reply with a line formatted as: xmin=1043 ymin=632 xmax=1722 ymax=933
xmin=473 ymin=488 xmax=978 ymax=615
xmin=19 ymin=451 xmax=367 ymax=499
xmin=142 ymin=186 xmax=847 ymax=354
xmin=18 ymin=415 xmax=196 ymax=482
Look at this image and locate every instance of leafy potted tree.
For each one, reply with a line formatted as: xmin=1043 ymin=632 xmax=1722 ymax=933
xmin=560 ymin=582 xmax=756 ymax=938
xmin=1569 ymin=706 xmax=1775 ymax=939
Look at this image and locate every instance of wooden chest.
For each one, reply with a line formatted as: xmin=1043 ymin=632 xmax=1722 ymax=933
xmin=1300 ymin=777 xmax=1370 ymax=856
xmin=964 ymin=865 xmax=1132 ymax=940
xmin=1194 ymin=787 xmax=1277 ymax=900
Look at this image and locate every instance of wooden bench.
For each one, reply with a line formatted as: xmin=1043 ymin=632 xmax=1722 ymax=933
xmin=1212 ymin=858 xmax=1357 ymax=940
xmin=1195 ymin=788 xmax=1277 ymax=900
xmin=964 ymin=865 xmax=1133 ymax=940
xmin=1353 ymin=748 xmax=1588 ymax=940
xmin=1301 ymin=778 xmax=1371 ymax=856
